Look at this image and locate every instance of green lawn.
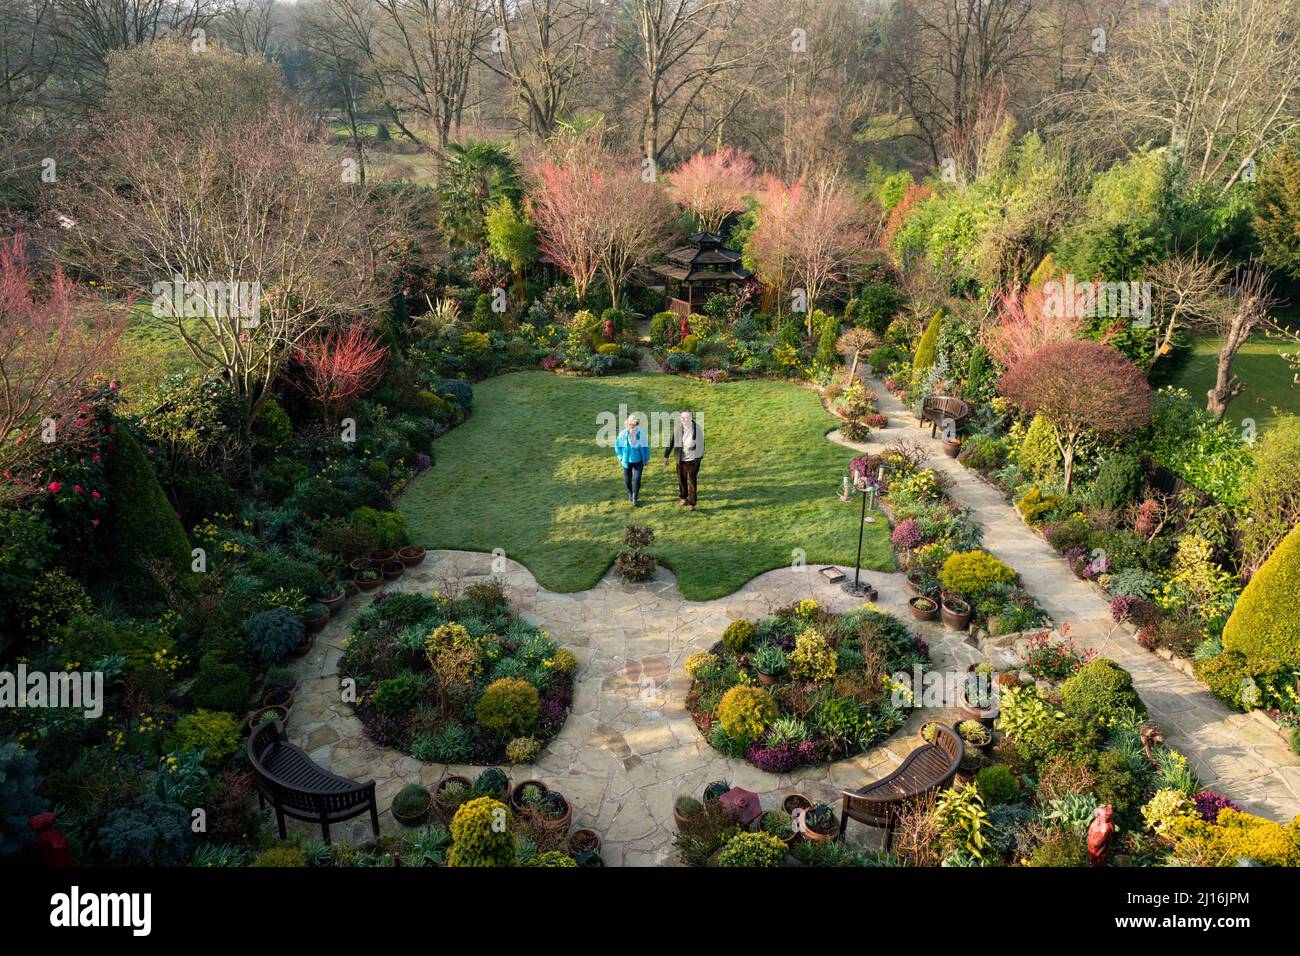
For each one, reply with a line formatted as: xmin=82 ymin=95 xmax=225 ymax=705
xmin=1171 ymin=335 xmax=1299 ymax=432
xmin=399 ymin=371 xmax=895 ymax=600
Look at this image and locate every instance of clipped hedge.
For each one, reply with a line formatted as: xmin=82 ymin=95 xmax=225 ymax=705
xmin=1223 ymin=522 xmax=1300 ymax=667
xmin=1060 ymin=658 xmax=1145 ymax=723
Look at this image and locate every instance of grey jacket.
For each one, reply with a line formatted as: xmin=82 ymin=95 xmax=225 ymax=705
xmin=664 ymin=419 xmax=703 ymax=462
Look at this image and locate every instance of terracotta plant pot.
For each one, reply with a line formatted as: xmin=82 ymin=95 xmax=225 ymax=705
xmin=318 ymin=589 xmax=346 ymax=614
xmin=398 ymin=544 xmax=427 ymax=567
xmin=940 ymin=594 xmax=972 ymax=630
xmin=756 ymin=671 xmax=778 ymax=687
xmin=354 ymin=571 xmax=382 ymax=591
xmin=510 ymin=779 xmax=550 ymax=814
xmin=261 ymin=685 xmax=295 ymax=709
xmin=792 ymin=807 xmax=839 ymax=843
xmin=381 ymin=559 xmax=405 ymax=581
xmin=783 ymin=793 xmax=813 ymax=816
xmin=349 ymin=558 xmax=373 ymax=573
xmin=303 ymin=604 xmax=330 ymax=633
xmin=567 ymin=828 xmax=601 ymax=858
xmin=290 ymin=631 xmax=314 ymax=658
xmin=369 ymin=548 xmax=397 ymax=564
xmin=528 ymin=792 xmax=571 ymax=833
xmin=434 ymin=774 xmax=475 ymax=822
xmin=908 ymin=596 xmax=939 ymax=621
xmin=392 ymin=791 xmax=432 ymax=828
xmin=942 ymin=438 xmax=962 ymax=458
xmin=244 ymin=704 xmax=289 ymax=736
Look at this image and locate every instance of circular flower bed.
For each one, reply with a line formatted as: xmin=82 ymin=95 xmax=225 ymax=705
xmin=340 ymin=579 xmax=575 ymax=764
xmin=685 ymin=599 xmax=929 ymax=771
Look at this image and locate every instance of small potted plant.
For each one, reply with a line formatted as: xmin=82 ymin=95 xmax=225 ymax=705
xmin=303 ymin=602 xmax=330 ymax=633
xmin=521 ymin=787 xmax=570 ymax=833
xmin=434 ymin=775 xmax=474 ymax=822
xmin=905 ymin=568 xmax=939 ymax=599
xmin=398 ymin=543 xmax=427 ymax=566
xmin=575 ymin=849 xmax=604 ymax=867
xmin=760 ymin=808 xmax=797 ymax=847
xmin=348 ymin=557 xmax=373 ymax=574
xmin=908 ymin=595 xmax=938 ymax=622
xmin=674 ymin=795 xmax=703 ymax=830
xmin=510 ymin=779 xmax=549 ymax=814
xmin=369 ymin=547 xmax=397 ymax=564
xmin=751 ymin=643 xmax=786 ymax=686
xmin=783 ymin=793 xmax=812 ymax=816
xmin=940 ymin=592 xmax=972 ymax=630
xmin=473 ymin=767 xmax=511 ymax=803
xmin=317 ymin=582 xmax=347 ymax=614
xmin=919 ymin=720 xmax=939 ymax=744
xmin=243 ymin=704 xmax=289 ymax=736
xmin=959 ymin=664 xmax=997 ymax=723
xmin=794 ymin=802 xmax=839 ymax=842
xmin=354 ymin=567 xmax=383 ymax=591
xmin=942 ymin=437 xmax=962 ymax=458
xmin=392 ymin=783 xmax=432 ymax=828
xmin=567 ymin=828 xmax=601 ymax=858
xmin=703 ymin=780 xmax=730 ymax=804
xmin=381 ymin=559 xmax=405 ymax=581
xmin=957 ymin=719 xmax=993 ymax=751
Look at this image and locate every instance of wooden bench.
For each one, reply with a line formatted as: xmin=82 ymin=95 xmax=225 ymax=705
xmin=838 ymin=723 xmax=963 ymax=849
xmin=247 ymin=720 xmax=379 ymax=844
xmin=918 ymin=396 xmax=971 ymax=439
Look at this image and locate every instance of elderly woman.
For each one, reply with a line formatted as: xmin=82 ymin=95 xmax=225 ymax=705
xmin=663 ymin=410 xmax=704 ymax=511
xmin=614 ymin=414 xmax=650 ymax=506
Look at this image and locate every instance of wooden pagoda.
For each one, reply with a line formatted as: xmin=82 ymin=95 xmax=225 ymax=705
xmin=650 ymin=232 xmax=752 ymax=319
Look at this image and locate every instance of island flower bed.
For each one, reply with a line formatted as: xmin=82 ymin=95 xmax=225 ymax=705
xmin=340 ymin=579 xmax=575 ymax=764
xmin=685 ymin=599 xmax=929 ymax=771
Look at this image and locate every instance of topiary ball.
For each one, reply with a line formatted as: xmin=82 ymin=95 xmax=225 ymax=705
xmin=716 ymin=685 xmax=778 ymax=744
xmin=722 ymin=619 xmax=756 ymax=653
xmin=476 ymin=678 xmax=540 ymax=736
xmin=1060 ymin=658 xmax=1145 ymax=723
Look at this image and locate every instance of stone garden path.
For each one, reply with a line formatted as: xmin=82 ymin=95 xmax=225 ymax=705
xmin=279 ymin=367 xmax=1299 ymax=865
xmin=831 ymin=370 xmax=1300 ymax=822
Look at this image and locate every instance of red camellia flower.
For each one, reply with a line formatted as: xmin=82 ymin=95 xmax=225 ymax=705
xmin=47 ymin=481 xmax=62 ymax=493
xmin=91 ymin=518 xmax=100 ymax=528
xmin=74 ymin=484 xmax=84 ymax=493
xmin=91 ymin=490 xmax=102 ymax=499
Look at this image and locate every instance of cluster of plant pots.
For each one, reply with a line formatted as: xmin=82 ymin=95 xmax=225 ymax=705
xmin=673 ymin=784 xmax=840 ymax=848
xmin=242 ymin=682 xmax=296 ymax=736
xmin=350 ymin=545 xmax=426 ymax=592
xmin=905 ymin=591 xmax=971 ymax=630
xmin=414 ymin=772 xmax=599 ymax=864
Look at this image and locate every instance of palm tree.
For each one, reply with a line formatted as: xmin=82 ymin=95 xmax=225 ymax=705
xmin=436 ymin=140 xmax=523 ymax=248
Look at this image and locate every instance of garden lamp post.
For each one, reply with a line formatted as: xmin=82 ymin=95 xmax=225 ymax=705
xmin=841 ymin=463 xmax=884 ymax=598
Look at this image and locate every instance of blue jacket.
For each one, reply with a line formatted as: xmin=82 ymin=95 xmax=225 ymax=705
xmin=615 ymin=428 xmax=651 ymax=467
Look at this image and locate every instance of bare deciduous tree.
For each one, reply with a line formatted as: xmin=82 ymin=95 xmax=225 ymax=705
xmin=480 ymin=0 xmax=596 ymax=137
xmin=1083 ymin=0 xmax=1300 ymax=193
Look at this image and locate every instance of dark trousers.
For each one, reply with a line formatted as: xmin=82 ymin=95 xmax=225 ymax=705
xmin=624 ymin=461 xmax=644 ymax=502
xmin=676 ymin=457 xmax=701 ymax=506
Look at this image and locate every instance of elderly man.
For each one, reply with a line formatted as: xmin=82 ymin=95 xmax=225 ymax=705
xmin=663 ymin=410 xmax=704 ymax=511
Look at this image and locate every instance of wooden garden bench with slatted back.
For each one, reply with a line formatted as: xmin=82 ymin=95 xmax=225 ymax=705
xmin=918 ymin=396 xmax=971 ymax=439
xmin=838 ymin=722 xmax=964 ymax=849
xmin=247 ymin=719 xmax=379 ymax=844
